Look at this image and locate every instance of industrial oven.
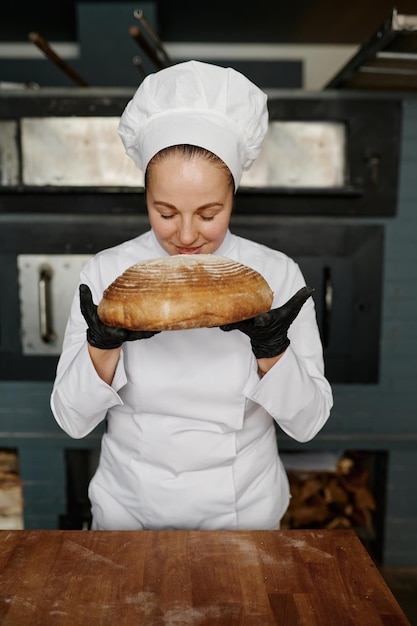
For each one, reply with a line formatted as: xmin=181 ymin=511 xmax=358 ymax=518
xmin=0 ymin=88 xmax=402 ymax=384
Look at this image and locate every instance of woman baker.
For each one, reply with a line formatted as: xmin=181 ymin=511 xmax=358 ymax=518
xmin=51 ymin=61 xmax=333 ymax=530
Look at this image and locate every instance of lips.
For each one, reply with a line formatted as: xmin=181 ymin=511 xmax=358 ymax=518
xmin=176 ymin=246 xmax=203 ymax=254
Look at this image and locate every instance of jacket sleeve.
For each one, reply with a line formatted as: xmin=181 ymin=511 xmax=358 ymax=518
xmin=50 ymin=273 xmax=127 ymax=439
xmin=243 ymin=271 xmax=333 ymax=443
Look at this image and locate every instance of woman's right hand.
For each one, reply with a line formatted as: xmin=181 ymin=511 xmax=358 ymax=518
xmin=79 ymin=284 xmax=160 ymax=350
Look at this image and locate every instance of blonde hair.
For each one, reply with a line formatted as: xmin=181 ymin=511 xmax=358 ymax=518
xmin=145 ymin=144 xmax=234 ymax=189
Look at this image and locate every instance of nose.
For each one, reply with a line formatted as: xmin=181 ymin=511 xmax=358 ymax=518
xmin=178 ymin=217 xmax=198 ymax=245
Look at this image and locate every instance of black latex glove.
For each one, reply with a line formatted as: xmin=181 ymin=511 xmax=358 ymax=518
xmin=79 ymin=284 xmax=159 ymax=350
xmin=220 ymin=286 xmax=314 ymax=359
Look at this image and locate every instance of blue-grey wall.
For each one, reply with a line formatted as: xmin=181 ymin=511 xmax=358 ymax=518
xmin=302 ymin=97 xmax=417 ymax=566
xmin=279 ymin=97 xmax=417 ymax=566
xmin=0 ymin=96 xmax=416 ymax=566
xmin=369 ymin=99 xmax=417 ymax=566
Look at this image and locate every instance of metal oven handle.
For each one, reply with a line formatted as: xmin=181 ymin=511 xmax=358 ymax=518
xmin=38 ymin=264 xmax=57 ymax=344
xmin=322 ymin=266 xmax=333 ymax=348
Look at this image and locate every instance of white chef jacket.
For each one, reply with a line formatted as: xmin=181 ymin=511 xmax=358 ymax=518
xmin=51 ymin=229 xmax=333 ymax=530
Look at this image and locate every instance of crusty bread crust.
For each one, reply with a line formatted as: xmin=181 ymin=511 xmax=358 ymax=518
xmin=97 ymin=254 xmax=274 ymax=331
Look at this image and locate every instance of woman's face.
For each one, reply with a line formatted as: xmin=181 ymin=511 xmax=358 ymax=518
xmin=146 ymin=152 xmax=234 ymax=255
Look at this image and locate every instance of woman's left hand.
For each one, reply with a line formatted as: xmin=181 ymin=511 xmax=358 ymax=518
xmin=220 ymin=286 xmax=314 ymax=359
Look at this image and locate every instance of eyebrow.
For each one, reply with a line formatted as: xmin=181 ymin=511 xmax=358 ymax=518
xmin=153 ymin=201 xmax=223 ymax=210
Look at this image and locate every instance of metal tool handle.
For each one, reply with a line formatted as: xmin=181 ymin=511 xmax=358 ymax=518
xmin=133 ymin=9 xmax=172 ymax=66
xmin=28 ymin=32 xmax=89 ymax=87
xmin=129 ymin=25 xmax=166 ymax=70
xmin=39 ymin=264 xmax=56 ymax=344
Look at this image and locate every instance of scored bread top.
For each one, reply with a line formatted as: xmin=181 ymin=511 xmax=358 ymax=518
xmin=97 ymin=254 xmax=274 ymax=331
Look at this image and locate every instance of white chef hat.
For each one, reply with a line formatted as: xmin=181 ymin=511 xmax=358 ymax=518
xmin=118 ymin=60 xmax=268 ymax=188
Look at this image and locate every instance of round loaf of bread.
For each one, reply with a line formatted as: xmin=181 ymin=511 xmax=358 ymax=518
xmin=97 ymin=254 xmax=274 ymax=331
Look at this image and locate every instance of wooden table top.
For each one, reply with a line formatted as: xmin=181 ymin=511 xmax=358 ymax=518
xmin=0 ymin=529 xmax=410 ymax=625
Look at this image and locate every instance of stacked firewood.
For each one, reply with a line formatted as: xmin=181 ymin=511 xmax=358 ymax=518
xmin=0 ymin=449 xmax=24 ymax=529
xmin=281 ymin=453 xmax=377 ymax=540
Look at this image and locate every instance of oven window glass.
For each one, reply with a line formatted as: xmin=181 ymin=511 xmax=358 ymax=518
xmin=21 ymin=117 xmax=144 ymax=187
xmin=0 ymin=120 xmax=19 ymax=185
xmin=240 ymin=121 xmax=347 ymax=189
xmin=19 ymin=118 xmax=346 ymax=189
